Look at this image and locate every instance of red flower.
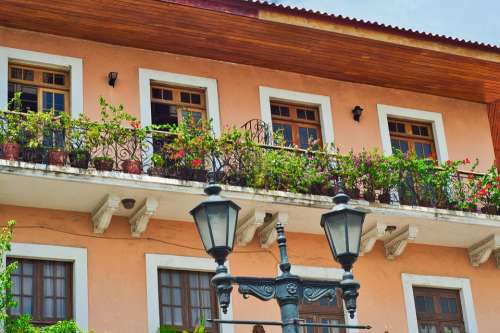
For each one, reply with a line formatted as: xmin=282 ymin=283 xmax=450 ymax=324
xmin=478 ymin=188 xmax=488 ymax=197
xmin=192 ymin=159 xmax=202 ymax=168
xmin=463 ymin=158 xmax=471 ymax=164
xmin=446 ymin=160 xmax=452 ymax=166
xmin=173 ymin=149 xmax=185 ymax=160
xmin=130 ymin=120 xmax=140 ymax=129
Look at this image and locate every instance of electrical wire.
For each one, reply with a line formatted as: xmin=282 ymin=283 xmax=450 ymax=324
xmin=15 ymin=225 xmax=280 ymax=262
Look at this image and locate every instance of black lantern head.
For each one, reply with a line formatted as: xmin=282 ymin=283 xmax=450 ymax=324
xmin=190 ymin=182 xmax=240 ymax=265
xmin=320 ymin=191 xmax=368 ymax=271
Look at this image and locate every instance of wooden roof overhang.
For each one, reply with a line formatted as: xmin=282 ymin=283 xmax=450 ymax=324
xmin=1 ymin=0 xmax=500 ymax=103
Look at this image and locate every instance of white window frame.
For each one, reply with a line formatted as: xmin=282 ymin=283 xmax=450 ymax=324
xmin=286 ymin=265 xmax=359 ymax=333
xmin=377 ymin=104 xmax=449 ymax=163
xmin=139 ymin=68 xmax=221 ymax=137
xmin=401 ymin=273 xmax=478 ymax=333
xmin=145 ymin=254 xmax=234 ymax=333
xmin=0 ymin=46 xmax=84 ymax=118
xmin=3 ymin=243 xmax=89 ymax=330
xmin=259 ymin=86 xmax=335 ymax=147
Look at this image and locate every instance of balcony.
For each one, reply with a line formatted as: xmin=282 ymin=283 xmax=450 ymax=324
xmin=0 ymin=101 xmax=499 ymax=266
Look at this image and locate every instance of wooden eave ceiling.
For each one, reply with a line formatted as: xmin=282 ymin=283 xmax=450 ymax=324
xmin=1 ymin=0 xmax=500 ymax=103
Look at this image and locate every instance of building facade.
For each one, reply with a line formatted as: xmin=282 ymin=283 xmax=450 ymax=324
xmin=0 ymin=1 xmax=499 ymax=333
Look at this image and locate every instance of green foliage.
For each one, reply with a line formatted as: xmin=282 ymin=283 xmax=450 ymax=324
xmin=159 ymin=315 xmax=205 ymax=333
xmin=0 ymin=221 xmax=17 ymax=324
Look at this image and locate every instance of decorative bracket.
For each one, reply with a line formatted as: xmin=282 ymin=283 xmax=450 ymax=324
xmin=236 ymin=210 xmax=267 ymax=246
xmin=259 ymin=212 xmax=288 ymax=248
xmin=468 ymin=234 xmax=500 ymax=267
xmin=494 ymin=249 xmax=500 ymax=268
xmin=235 ymin=277 xmax=276 ymax=301
xmin=129 ymin=198 xmax=159 ymax=237
xmin=384 ymin=225 xmax=418 ymax=260
xmin=302 ymin=280 xmax=340 ymax=303
xmin=359 ymin=222 xmax=387 ymax=256
xmin=92 ymin=194 xmax=121 ymax=234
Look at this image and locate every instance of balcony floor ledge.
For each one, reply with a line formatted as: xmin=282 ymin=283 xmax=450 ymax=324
xmin=0 ymin=160 xmax=498 ymax=249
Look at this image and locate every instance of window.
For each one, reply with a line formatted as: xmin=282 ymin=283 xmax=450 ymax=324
xmin=299 ymin=288 xmax=345 ymax=333
xmin=388 ymin=118 xmax=436 ymax=158
xmin=158 ymin=269 xmax=218 ymax=332
xmin=7 ymin=63 xmax=69 ymax=115
xmin=413 ymin=287 xmax=465 ymax=333
xmin=270 ymin=101 xmax=322 ymax=149
xmin=7 ymin=258 xmax=73 ymax=326
xmin=151 ymin=84 xmax=206 ymax=128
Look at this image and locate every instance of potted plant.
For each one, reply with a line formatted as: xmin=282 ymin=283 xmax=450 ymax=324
xmin=120 ymin=120 xmax=145 ymax=175
xmin=21 ymin=110 xmax=46 ymax=164
xmin=0 ymin=93 xmax=24 ymax=161
xmin=67 ymin=114 xmax=94 ymax=169
xmin=474 ymin=165 xmax=499 ymax=215
xmin=148 ymin=153 xmax=166 ymax=176
xmin=45 ymin=110 xmax=70 ymax=166
xmin=91 ymin=97 xmax=132 ymax=172
xmin=164 ymin=113 xmax=214 ymax=182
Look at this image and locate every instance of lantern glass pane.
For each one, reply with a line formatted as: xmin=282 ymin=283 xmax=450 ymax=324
xmin=227 ymin=205 xmax=238 ymax=249
xmin=347 ymin=213 xmax=363 ymax=254
xmin=207 ymin=203 xmax=229 ymax=248
xmin=194 ymin=207 xmax=212 ymax=251
xmin=325 ymin=213 xmax=347 ymax=255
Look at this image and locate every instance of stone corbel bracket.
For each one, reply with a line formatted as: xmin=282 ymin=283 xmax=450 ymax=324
xmin=236 ymin=210 xmax=267 ymax=246
xmin=468 ymin=234 xmax=500 ymax=267
xmin=129 ymin=198 xmax=159 ymax=237
xmin=259 ymin=212 xmax=289 ymax=248
xmin=384 ymin=225 xmax=418 ymax=260
xmin=92 ymin=194 xmax=121 ymax=234
xmin=359 ymin=222 xmax=387 ymax=256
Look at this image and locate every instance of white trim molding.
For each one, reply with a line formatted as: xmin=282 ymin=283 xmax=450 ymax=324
xmin=0 ymin=46 xmax=84 ymax=118
xmin=259 ymin=87 xmax=334 ymax=146
xmin=139 ymin=68 xmax=221 ymax=137
xmin=402 ymin=273 xmax=478 ymax=333
xmin=5 ymin=243 xmax=89 ymax=330
xmin=145 ymin=254 xmax=234 ymax=333
xmin=377 ymin=104 xmax=449 ymax=162
xmin=288 ymin=265 xmax=359 ymax=333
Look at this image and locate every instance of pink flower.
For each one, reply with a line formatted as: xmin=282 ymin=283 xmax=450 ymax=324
xmin=463 ymin=158 xmax=471 ymax=164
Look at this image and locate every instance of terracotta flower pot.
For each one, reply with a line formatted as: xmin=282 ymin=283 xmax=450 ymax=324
xmin=94 ymin=158 xmax=114 ymax=171
xmin=122 ymin=159 xmax=142 ymax=174
xmin=363 ymin=190 xmax=376 ymax=202
xmin=1 ymin=142 xmax=20 ymax=161
xmin=147 ymin=166 xmax=165 ymax=177
xmin=23 ymin=148 xmax=44 ymax=164
xmin=378 ymin=191 xmax=391 ymax=204
xmin=48 ymin=150 xmax=66 ymax=166
xmin=69 ymin=151 xmax=91 ymax=169
xmin=481 ymin=205 xmax=498 ymax=215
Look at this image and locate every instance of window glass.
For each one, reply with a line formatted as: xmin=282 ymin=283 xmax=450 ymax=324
xmin=414 ymin=288 xmax=464 ymax=333
xmin=389 ymin=118 xmax=435 ymax=159
xmin=271 ymin=102 xmax=322 ymax=149
xmin=273 ymin=123 xmax=293 ymax=146
xmin=7 ymin=64 xmax=69 ymax=114
xmin=158 ymin=270 xmax=217 ymax=332
xmin=7 ymin=258 xmax=72 ymax=325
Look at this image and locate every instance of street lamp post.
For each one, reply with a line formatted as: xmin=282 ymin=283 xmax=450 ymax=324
xmin=190 ymin=174 xmax=371 ymax=333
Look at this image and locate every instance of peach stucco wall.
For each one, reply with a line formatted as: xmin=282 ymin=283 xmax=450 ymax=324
xmin=0 ymin=26 xmax=496 ymax=170
xmin=1 ymin=204 xmax=500 ymax=333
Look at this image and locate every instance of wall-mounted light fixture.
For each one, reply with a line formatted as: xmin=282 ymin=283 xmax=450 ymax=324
xmin=121 ymin=198 xmax=135 ymax=209
xmin=108 ymin=72 xmax=118 ymax=87
xmin=352 ymin=105 xmax=364 ymax=122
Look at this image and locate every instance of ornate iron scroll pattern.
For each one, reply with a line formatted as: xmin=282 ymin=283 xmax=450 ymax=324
xmin=236 ymin=277 xmax=276 ymax=301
